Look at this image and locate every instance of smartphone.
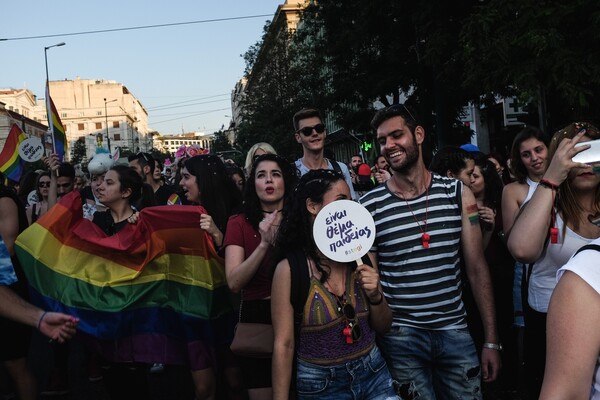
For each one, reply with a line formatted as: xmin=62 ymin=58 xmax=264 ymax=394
xmin=573 ymin=139 xmax=600 ymax=165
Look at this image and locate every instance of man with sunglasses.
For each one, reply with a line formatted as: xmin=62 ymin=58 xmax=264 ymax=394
xmin=292 ymin=108 xmax=358 ymax=200
xmin=360 ymin=104 xmax=501 ymax=399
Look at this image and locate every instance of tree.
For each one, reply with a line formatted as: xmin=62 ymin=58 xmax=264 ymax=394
xmin=71 ymin=137 xmax=87 ymax=165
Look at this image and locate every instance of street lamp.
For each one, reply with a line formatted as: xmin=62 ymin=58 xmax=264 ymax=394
xmin=44 ymin=42 xmax=65 ymax=156
xmin=104 ymin=98 xmax=117 ymax=152
xmin=44 ymin=42 xmax=65 ymax=84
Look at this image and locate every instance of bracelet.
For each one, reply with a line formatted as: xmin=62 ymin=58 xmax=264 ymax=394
xmin=37 ymin=311 xmax=48 ymax=330
xmin=482 ymin=342 xmax=503 ymax=351
xmin=368 ymin=290 xmax=384 ymax=306
xmin=539 ymin=179 xmax=559 ymax=191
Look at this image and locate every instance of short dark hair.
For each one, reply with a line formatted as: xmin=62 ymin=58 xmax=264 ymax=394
xmin=58 ymin=162 xmax=75 ymax=180
xmin=370 ymin=103 xmax=418 ymax=132
xmin=128 ymin=152 xmax=155 ymax=170
xmin=293 ymin=108 xmax=324 ymax=132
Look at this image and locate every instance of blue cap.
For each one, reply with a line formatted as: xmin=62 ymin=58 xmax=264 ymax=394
xmin=460 ymin=143 xmax=480 ymax=152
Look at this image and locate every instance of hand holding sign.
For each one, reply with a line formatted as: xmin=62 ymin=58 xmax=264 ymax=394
xmin=313 ymin=200 xmax=376 ymax=264
xmin=313 ymin=200 xmax=382 ymax=304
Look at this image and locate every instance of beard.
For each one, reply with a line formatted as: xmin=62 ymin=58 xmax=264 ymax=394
xmin=388 ymin=137 xmax=420 ymax=175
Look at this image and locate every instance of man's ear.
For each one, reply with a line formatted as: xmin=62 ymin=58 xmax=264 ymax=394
xmin=446 ymin=170 xmax=455 ymax=178
xmin=121 ymin=187 xmax=133 ymax=200
xmin=143 ymin=165 xmax=152 ymax=176
xmin=295 ymin=133 xmax=302 ymax=144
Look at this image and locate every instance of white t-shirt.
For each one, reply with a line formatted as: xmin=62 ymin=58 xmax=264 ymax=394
xmin=557 ymin=237 xmax=600 ymax=399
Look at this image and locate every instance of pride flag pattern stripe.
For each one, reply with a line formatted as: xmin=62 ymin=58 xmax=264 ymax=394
xmin=15 ymin=192 xmax=234 ymax=368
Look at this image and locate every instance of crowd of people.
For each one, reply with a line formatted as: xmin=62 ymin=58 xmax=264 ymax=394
xmin=1 ymin=105 xmax=599 ymax=400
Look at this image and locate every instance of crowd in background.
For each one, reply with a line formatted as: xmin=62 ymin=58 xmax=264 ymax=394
xmin=1 ymin=105 xmax=599 ymax=400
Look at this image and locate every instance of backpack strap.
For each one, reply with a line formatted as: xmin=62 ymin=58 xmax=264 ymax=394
xmin=574 ymin=243 xmax=600 ymax=256
xmin=328 ymin=158 xmax=342 ymax=174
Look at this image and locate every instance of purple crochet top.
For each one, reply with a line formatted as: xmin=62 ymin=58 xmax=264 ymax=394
xmin=297 ymin=268 xmax=375 ymax=365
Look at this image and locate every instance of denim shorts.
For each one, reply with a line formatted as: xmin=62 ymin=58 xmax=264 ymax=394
xmin=296 ymin=345 xmax=398 ymax=400
xmin=378 ymin=326 xmax=481 ymax=400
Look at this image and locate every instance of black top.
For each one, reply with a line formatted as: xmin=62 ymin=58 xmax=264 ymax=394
xmin=92 ymin=210 xmax=130 ymax=236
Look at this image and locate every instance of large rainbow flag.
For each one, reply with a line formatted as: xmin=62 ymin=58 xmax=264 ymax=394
xmin=15 ymin=192 xmax=234 ymax=368
xmin=0 ymin=124 xmax=27 ymax=182
xmin=45 ymin=85 xmax=67 ymax=161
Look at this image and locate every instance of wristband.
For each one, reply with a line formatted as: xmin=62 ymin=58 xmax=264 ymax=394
xmin=539 ymin=179 xmax=559 ymax=191
xmin=482 ymin=342 xmax=503 ymax=351
xmin=368 ymin=290 xmax=384 ymax=306
xmin=37 ymin=311 xmax=48 ymax=330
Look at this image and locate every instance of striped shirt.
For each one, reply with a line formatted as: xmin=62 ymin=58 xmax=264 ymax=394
xmin=360 ymin=174 xmax=467 ymax=330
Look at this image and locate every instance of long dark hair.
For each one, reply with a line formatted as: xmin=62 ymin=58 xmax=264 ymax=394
xmin=473 ymin=156 xmax=504 ymax=211
xmin=184 ymin=154 xmax=242 ymax=234
xmin=110 ymin=165 xmax=156 ymax=210
xmin=274 ymin=169 xmax=346 ymax=283
xmin=429 ymin=146 xmax=473 ymax=176
xmin=243 ymin=154 xmax=298 ymax=229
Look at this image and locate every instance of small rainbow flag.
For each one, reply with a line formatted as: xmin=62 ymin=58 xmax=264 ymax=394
xmin=0 ymin=124 xmax=27 ymax=182
xmin=45 ymin=85 xmax=67 ymax=161
xmin=15 ymin=192 xmax=234 ymax=368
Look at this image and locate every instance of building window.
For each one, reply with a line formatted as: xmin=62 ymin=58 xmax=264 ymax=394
xmin=78 ymin=123 xmax=85 ymax=131
xmin=61 ymin=113 xmax=67 ymax=118
xmin=95 ymin=122 xmax=102 ymax=129
xmin=113 ymin=121 xmax=119 ymax=128
xmin=114 ymin=134 xmax=121 ymax=141
xmin=97 ymin=111 xmax=102 ymax=116
xmin=79 ymin=112 xmax=84 ymax=117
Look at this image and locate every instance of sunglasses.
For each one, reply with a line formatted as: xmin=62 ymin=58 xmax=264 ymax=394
xmin=297 ymin=123 xmax=326 ymax=137
xmin=38 ymin=182 xmax=51 ymax=188
xmin=340 ymin=302 xmax=362 ymax=344
xmin=386 ymin=104 xmax=417 ymax=123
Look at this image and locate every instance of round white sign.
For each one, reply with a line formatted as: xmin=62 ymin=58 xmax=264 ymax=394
xmin=313 ymin=199 xmax=376 ymax=263
xmin=27 ymin=190 xmax=39 ymax=207
xmin=18 ymin=137 xmax=45 ymax=162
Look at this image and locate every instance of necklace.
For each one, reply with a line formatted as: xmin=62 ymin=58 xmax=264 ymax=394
xmin=397 ymin=173 xmax=431 ymax=248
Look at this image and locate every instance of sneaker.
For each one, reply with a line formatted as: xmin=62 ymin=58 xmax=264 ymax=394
xmin=149 ymin=363 xmax=165 ymax=373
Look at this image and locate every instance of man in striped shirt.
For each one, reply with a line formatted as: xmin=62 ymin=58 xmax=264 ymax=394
xmin=360 ymin=104 xmax=501 ymax=399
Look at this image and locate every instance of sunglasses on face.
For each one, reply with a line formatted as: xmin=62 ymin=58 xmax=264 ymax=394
xmin=38 ymin=182 xmax=51 ymax=188
xmin=297 ymin=123 xmax=326 ymax=137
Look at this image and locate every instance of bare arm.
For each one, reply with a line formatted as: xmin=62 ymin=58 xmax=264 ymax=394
xmin=0 ymin=198 xmax=19 ymax=255
xmin=460 ymin=185 xmax=501 ymax=382
xmin=0 ymin=286 xmax=78 ymax=342
xmin=501 ymin=182 xmax=527 ymax=238
xmin=507 ymin=130 xmax=591 ymax=263
xmin=355 ymin=262 xmax=392 ymax=334
xmin=540 ymin=271 xmax=600 ymax=399
xmin=225 ymin=212 xmax=278 ymax=293
xmin=271 ymin=259 xmax=295 ymax=400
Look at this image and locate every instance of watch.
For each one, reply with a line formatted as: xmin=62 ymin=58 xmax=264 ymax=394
xmin=482 ymin=342 xmax=503 ymax=351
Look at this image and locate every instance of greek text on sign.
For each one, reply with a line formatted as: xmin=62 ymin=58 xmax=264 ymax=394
xmin=313 ymin=200 xmax=376 ymax=263
xmin=18 ymin=137 xmax=44 ymax=162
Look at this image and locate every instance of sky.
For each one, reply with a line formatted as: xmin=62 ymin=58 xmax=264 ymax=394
xmin=0 ymin=0 xmax=283 ymax=136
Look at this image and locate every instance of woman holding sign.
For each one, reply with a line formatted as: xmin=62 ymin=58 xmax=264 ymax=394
xmin=271 ymin=169 xmax=396 ymax=400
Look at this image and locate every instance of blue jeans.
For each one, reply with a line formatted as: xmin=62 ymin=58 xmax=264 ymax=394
xmin=296 ymin=345 xmax=398 ymax=400
xmin=378 ymin=326 xmax=481 ymax=400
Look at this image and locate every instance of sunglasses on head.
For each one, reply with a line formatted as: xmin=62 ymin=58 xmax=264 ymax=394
xmin=387 ymin=104 xmax=417 ymax=123
xmin=297 ymin=123 xmax=326 ymax=137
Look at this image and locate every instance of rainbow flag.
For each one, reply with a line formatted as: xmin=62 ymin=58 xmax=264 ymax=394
xmin=15 ymin=192 xmax=234 ymax=368
xmin=0 ymin=124 xmax=27 ymax=182
xmin=45 ymin=85 xmax=67 ymax=161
